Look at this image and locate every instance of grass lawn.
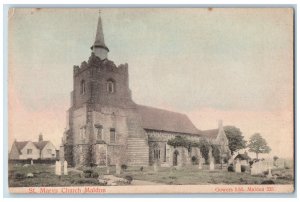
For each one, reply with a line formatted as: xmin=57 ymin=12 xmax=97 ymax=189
xmin=9 ymin=163 xmax=294 ymax=187
xmin=116 ymin=165 xmax=294 ymax=185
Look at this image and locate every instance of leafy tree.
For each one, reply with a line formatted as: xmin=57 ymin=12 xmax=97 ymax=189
xmin=224 ymin=126 xmax=247 ymax=155
xmin=212 ymin=144 xmax=221 ymax=164
xmin=199 ymin=138 xmax=211 ymax=163
xmin=248 ymin=133 xmax=271 ymax=159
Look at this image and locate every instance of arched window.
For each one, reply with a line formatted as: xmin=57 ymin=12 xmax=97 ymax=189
xmin=106 ymin=79 xmax=115 ymax=93
xmin=80 ymin=80 xmax=86 ymax=95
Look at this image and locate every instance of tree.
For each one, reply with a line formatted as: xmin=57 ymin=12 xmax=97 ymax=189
xmin=224 ymin=126 xmax=247 ymax=155
xmin=248 ymin=133 xmax=271 ymax=159
xmin=199 ymin=138 xmax=211 ymax=163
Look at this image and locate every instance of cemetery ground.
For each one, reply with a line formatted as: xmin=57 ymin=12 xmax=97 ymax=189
xmin=9 ymin=160 xmax=294 ymax=187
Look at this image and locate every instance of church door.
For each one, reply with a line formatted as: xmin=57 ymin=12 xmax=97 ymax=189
xmin=173 ymin=150 xmax=179 ymax=166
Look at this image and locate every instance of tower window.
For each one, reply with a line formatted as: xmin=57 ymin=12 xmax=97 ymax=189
xmin=95 ymin=125 xmax=103 ymax=141
xmin=80 ymin=80 xmax=86 ymax=95
xmin=110 ymin=128 xmax=116 ymax=143
xmin=106 ymin=79 xmax=115 ymax=93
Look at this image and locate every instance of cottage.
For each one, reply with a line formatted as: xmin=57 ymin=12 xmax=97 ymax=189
xmin=9 ymin=134 xmax=57 ymax=160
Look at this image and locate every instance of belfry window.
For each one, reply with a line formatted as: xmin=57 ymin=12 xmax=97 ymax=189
xmin=80 ymin=80 xmax=86 ymax=95
xmin=110 ymin=128 xmax=116 ymax=143
xmin=95 ymin=125 xmax=103 ymax=141
xmin=106 ymin=79 xmax=115 ymax=93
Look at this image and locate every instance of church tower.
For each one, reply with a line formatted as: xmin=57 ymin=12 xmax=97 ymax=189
xmin=63 ymin=12 xmax=149 ymax=167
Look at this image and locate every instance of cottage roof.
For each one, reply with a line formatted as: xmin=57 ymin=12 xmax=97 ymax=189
xmin=14 ymin=141 xmax=30 ymax=152
xmin=33 ymin=141 xmax=50 ymax=150
xmin=137 ymin=105 xmax=200 ymax=135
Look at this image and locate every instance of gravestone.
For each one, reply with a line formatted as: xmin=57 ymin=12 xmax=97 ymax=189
xmin=267 ymin=167 xmax=273 ymax=179
xmin=209 ymin=157 xmax=215 ymax=171
xmin=106 ymin=166 xmax=110 ymax=174
xmin=198 ymin=157 xmax=203 ymax=169
xmin=63 ymin=160 xmax=68 ymax=175
xmin=116 ymin=164 xmax=121 ymax=175
xmin=55 ymin=161 xmax=61 ymax=176
xmin=235 ymin=160 xmax=241 ymax=173
xmin=31 ymin=159 xmax=33 ymax=165
xmin=153 ymin=161 xmax=158 ymax=172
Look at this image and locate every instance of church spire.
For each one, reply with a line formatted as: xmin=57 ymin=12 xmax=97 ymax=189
xmin=91 ymin=10 xmax=109 ymax=60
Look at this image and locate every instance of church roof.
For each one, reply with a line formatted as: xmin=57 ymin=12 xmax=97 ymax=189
xmin=91 ymin=15 xmax=109 ymax=51
xmin=200 ymin=129 xmax=219 ymax=139
xmin=137 ymin=105 xmax=200 ymax=135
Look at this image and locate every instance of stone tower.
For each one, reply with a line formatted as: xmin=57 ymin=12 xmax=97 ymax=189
xmin=63 ymin=13 xmax=149 ymax=167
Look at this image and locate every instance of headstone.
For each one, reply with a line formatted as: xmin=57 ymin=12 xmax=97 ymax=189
xmin=235 ymin=160 xmax=241 ymax=173
xmin=209 ymin=158 xmax=215 ymax=171
xmin=63 ymin=160 xmax=68 ymax=175
xmin=198 ymin=157 xmax=203 ymax=169
xmin=31 ymin=159 xmax=33 ymax=165
xmin=153 ymin=161 xmax=158 ymax=172
xmin=27 ymin=173 xmax=34 ymax=178
xmin=116 ymin=164 xmax=121 ymax=175
xmin=267 ymin=168 xmax=273 ymax=179
xmin=106 ymin=166 xmax=110 ymax=174
xmin=55 ymin=161 xmax=61 ymax=176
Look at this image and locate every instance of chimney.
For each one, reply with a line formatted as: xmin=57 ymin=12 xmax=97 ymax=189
xmin=38 ymin=133 xmax=43 ymax=142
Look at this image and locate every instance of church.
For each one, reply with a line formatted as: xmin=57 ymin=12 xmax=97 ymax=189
xmin=61 ymin=14 xmax=230 ymax=167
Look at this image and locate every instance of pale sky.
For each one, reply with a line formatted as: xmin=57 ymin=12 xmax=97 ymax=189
xmin=8 ymin=8 xmax=294 ymax=158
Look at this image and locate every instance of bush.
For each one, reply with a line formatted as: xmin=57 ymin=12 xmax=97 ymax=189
xmin=91 ymin=172 xmax=99 ymax=178
xmin=140 ymin=166 xmax=144 ymax=172
xmin=124 ymin=175 xmax=133 ymax=184
xmin=228 ymin=164 xmax=234 ymax=172
xmin=14 ymin=172 xmax=25 ymax=180
xmin=83 ymin=169 xmax=93 ymax=174
xmin=241 ymin=165 xmax=246 ymax=172
xmin=84 ymin=173 xmax=91 ymax=178
xmin=191 ymin=156 xmax=198 ymax=165
xmin=121 ymin=164 xmax=127 ymax=170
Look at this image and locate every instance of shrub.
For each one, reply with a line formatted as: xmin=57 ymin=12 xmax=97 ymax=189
xmin=14 ymin=172 xmax=25 ymax=180
xmin=124 ymin=175 xmax=133 ymax=184
xmin=90 ymin=163 xmax=97 ymax=167
xmin=121 ymin=164 xmax=127 ymax=170
xmin=91 ymin=172 xmax=99 ymax=178
xmin=191 ymin=156 xmax=198 ymax=165
xmin=241 ymin=165 xmax=246 ymax=172
xmin=84 ymin=173 xmax=91 ymax=178
xmin=83 ymin=169 xmax=93 ymax=174
xmin=228 ymin=164 xmax=234 ymax=172
xmin=140 ymin=166 xmax=144 ymax=172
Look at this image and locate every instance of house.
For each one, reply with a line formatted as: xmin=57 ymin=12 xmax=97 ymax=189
xmin=61 ymin=13 xmax=231 ymax=167
xmin=9 ymin=134 xmax=57 ymax=160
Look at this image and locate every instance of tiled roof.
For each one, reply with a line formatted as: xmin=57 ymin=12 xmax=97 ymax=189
xmin=33 ymin=141 xmax=50 ymax=150
xmin=14 ymin=141 xmax=30 ymax=152
xmin=200 ymin=129 xmax=219 ymax=139
xmin=137 ymin=105 xmax=200 ymax=135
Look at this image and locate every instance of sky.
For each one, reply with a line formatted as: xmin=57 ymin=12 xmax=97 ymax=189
xmin=8 ymin=8 xmax=294 ymax=158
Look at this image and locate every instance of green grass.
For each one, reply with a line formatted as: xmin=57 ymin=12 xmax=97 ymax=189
xmin=8 ymin=163 xmax=294 ymax=187
xmin=116 ymin=165 xmax=294 ymax=185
